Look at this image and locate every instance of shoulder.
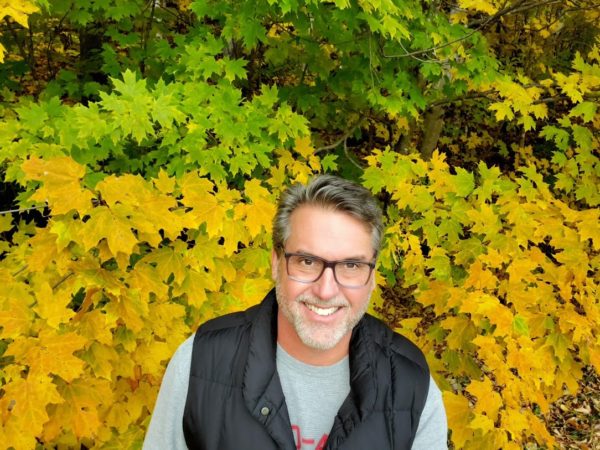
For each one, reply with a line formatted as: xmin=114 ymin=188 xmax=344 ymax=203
xmin=195 ymin=290 xmax=274 ymax=336
xmin=196 ymin=303 xmax=260 ymax=335
xmin=361 ymin=313 xmax=429 ymax=374
xmin=193 ymin=307 xmax=256 ymax=355
xmin=189 ymin=300 xmax=268 ymax=380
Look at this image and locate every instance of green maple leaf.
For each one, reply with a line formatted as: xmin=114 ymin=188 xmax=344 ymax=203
xmin=240 ymin=19 xmax=266 ymax=49
xmin=111 ymin=69 xmax=147 ymax=99
xmin=255 ymin=84 xmax=279 ymax=108
xmin=362 ymin=167 xmax=386 ymax=194
xmin=575 ymin=183 xmax=597 ymax=204
xmin=269 ymin=104 xmax=308 ymax=141
xmin=554 ymin=173 xmax=574 ymax=192
xmin=201 ymin=58 xmax=222 ymax=80
xmin=321 ymin=154 xmax=338 ymax=172
xmin=152 ymin=96 xmax=186 ymax=128
xmin=551 ymin=151 xmax=567 ymax=167
xmin=16 ymin=103 xmax=49 ymax=130
xmin=512 ymin=315 xmax=530 ymax=337
xmin=540 ymin=125 xmax=570 ymax=151
xmin=569 ymin=101 xmax=597 ymax=122
xmin=229 ymin=152 xmax=256 ymax=176
xmin=572 ymin=125 xmax=593 ymax=151
xmin=222 ymin=58 xmax=248 ymax=82
xmin=452 ymin=168 xmax=475 ymax=198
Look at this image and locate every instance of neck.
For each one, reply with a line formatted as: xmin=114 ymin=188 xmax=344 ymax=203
xmin=276 ymin=311 xmax=351 ymax=366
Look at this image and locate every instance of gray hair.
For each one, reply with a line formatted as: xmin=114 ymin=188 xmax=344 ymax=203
xmin=272 ymin=175 xmax=383 ymax=255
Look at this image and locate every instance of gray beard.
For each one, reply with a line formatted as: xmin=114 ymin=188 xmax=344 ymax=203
xmin=274 ymin=281 xmax=369 ymax=351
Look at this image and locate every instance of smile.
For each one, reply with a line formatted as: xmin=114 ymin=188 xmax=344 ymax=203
xmin=304 ymin=303 xmax=340 ymax=316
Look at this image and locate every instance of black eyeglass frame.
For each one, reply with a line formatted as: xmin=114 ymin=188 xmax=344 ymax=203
xmin=281 ymin=250 xmax=377 ymax=289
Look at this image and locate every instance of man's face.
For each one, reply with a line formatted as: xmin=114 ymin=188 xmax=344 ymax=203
xmin=272 ymin=205 xmax=376 ymax=354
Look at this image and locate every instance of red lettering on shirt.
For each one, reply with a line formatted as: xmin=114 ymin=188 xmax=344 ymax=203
xmin=291 ymin=425 xmax=328 ymax=450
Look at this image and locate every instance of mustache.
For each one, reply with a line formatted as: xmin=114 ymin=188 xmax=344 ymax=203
xmin=295 ymin=294 xmax=349 ymax=309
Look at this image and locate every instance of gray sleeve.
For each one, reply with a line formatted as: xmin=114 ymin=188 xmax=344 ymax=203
xmin=411 ymin=375 xmax=448 ymax=450
xmin=142 ymin=334 xmax=195 ymax=450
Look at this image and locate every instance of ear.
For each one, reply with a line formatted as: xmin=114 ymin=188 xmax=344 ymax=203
xmin=271 ymin=249 xmax=280 ymax=281
xmin=369 ymin=266 xmax=377 ymax=291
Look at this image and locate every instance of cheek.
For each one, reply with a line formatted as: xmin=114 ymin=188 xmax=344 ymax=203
xmin=347 ymin=290 xmax=371 ymax=311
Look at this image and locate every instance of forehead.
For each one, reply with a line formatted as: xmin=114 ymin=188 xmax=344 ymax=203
xmin=286 ymin=205 xmax=373 ymax=259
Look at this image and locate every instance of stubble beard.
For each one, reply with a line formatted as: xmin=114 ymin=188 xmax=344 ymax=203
xmin=275 ymin=280 xmax=370 ymax=351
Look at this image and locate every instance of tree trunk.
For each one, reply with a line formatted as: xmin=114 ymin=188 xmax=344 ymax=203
xmin=419 ymin=104 xmax=445 ymax=160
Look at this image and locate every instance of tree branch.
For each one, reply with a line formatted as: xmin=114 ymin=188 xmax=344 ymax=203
xmin=314 ymin=119 xmax=366 ymax=154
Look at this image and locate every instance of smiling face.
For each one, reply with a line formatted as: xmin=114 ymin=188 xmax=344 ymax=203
xmin=272 ymin=204 xmax=376 ymax=364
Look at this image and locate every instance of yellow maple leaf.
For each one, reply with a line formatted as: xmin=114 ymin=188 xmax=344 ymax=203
xmin=468 ymin=413 xmax=495 ymax=434
xmin=472 ymin=335 xmax=507 ymax=378
xmin=463 ymin=260 xmax=498 ymax=291
xmin=526 ymin=410 xmax=556 ymax=445
xmin=23 ymin=156 xmax=94 ymax=215
xmin=0 ymin=0 xmax=39 ymax=28
xmin=0 ymin=213 xmax=13 ymax=233
xmin=576 ymin=210 xmax=600 ymax=251
xmin=96 ymin=173 xmax=148 ymax=208
xmin=417 ymin=280 xmax=452 ymax=316
xmin=153 ymin=168 xmax=176 ymax=194
xmin=24 ymin=227 xmax=59 ymax=272
xmin=75 ymin=308 xmax=116 ymax=346
xmin=441 ymin=315 xmax=477 ymax=350
xmin=1 ymin=374 xmax=63 ymax=448
xmin=127 ymin=262 xmax=170 ymax=300
xmin=44 ymin=377 xmax=113 ymax=439
xmin=33 ymin=281 xmax=75 ymax=329
xmin=443 ymin=391 xmax=474 ymax=448
xmin=267 ymin=160 xmax=287 ymax=190
xmin=173 ymin=268 xmax=209 ymax=306
xmin=466 ymin=203 xmax=501 ymax=236
xmin=188 ymin=233 xmax=225 ymax=271
xmin=147 ymin=302 xmax=187 ymax=340
xmin=242 ymin=277 xmax=274 ymax=307
xmin=81 ymin=341 xmax=119 ymax=380
xmin=133 ymin=340 xmax=172 ymax=376
xmin=554 ymin=72 xmax=584 ymax=103
xmin=462 ymin=292 xmax=514 ymax=337
xmin=142 ymin=244 xmax=187 ymax=284
xmin=0 ymin=290 xmax=35 ymax=339
xmin=294 ymin=136 xmax=314 ymax=158
xmin=7 ymin=330 xmax=87 ymax=382
xmin=104 ymin=290 xmax=148 ymax=333
xmin=97 ymin=174 xmax=182 ymax=243
xmin=239 ymin=179 xmax=276 ymax=238
xmin=81 ymin=206 xmax=138 ymax=257
xmin=183 ymin=190 xmax=227 ymax=238
xmin=467 ymin=377 xmax=503 ymax=420
xmin=220 ymin=215 xmax=249 ymax=254
xmin=124 ymin=380 xmax=156 ymax=423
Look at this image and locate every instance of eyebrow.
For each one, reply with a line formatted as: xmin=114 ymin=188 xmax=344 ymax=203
xmin=291 ymin=249 xmax=371 ymax=262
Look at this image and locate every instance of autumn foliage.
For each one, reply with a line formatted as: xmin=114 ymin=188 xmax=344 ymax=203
xmin=0 ymin=0 xmax=599 ymax=449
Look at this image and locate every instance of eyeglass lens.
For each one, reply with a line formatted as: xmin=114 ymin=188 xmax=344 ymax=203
xmin=286 ymin=254 xmax=371 ymax=287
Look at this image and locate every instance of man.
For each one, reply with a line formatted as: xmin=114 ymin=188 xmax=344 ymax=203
xmin=143 ymin=175 xmax=447 ymax=449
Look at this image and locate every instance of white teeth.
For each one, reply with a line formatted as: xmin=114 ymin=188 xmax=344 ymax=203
xmin=305 ymin=304 xmax=338 ymax=316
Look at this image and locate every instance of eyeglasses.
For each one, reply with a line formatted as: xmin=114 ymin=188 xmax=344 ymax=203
xmin=282 ymin=251 xmax=376 ymax=289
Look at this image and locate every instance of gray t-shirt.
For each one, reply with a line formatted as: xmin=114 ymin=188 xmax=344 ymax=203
xmin=276 ymin=344 xmax=350 ymax=449
xmin=143 ymin=334 xmax=448 ymax=450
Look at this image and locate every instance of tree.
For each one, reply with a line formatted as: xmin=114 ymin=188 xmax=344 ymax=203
xmin=0 ymin=0 xmax=598 ymax=448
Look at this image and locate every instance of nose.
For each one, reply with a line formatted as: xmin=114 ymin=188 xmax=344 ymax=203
xmin=312 ymin=267 xmax=341 ymax=300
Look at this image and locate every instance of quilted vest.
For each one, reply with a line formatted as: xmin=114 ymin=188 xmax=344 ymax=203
xmin=183 ymin=289 xmax=430 ymax=450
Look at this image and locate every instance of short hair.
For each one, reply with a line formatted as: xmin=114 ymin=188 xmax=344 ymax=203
xmin=272 ymin=175 xmax=383 ymax=255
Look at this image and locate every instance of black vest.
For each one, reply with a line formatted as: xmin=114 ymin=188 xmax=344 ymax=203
xmin=183 ymin=290 xmax=430 ymax=450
